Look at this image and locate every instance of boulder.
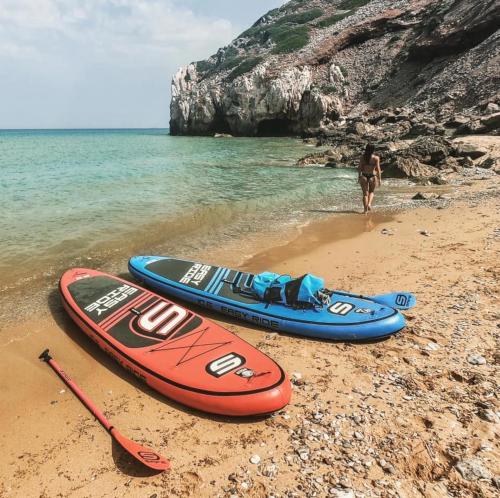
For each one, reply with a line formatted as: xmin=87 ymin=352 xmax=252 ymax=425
xmin=438 ymin=156 xmax=461 ymax=170
xmin=428 ymin=175 xmax=448 ymax=185
xmin=484 ymin=102 xmax=499 ymax=115
xmin=453 ymin=143 xmax=488 ymax=159
xmin=297 ymin=148 xmax=342 ymax=166
xmin=406 ymin=122 xmax=444 ymax=138
xmin=457 ymin=120 xmax=485 ymax=135
xmin=445 ymin=115 xmax=471 ymax=128
xmin=412 ymin=192 xmax=430 ymax=200
xmin=383 ymin=157 xmax=437 ymax=178
xmin=407 ymin=136 xmax=451 ymax=165
xmin=477 ymin=156 xmax=499 ymax=171
xmin=480 ymin=112 xmax=500 ymax=132
xmin=460 ymin=156 xmax=475 ymax=168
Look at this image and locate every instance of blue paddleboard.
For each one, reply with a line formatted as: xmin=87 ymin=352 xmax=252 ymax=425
xmin=128 ymin=256 xmax=407 ymax=341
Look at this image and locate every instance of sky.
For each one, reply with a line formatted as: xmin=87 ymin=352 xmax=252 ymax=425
xmin=0 ymin=0 xmax=284 ymax=129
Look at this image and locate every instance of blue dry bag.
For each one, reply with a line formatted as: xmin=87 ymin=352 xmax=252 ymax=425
xmin=252 ymin=272 xmax=327 ymax=307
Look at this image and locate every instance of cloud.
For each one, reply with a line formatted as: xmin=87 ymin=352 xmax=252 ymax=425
xmin=0 ymin=0 xmax=279 ymax=127
xmin=0 ymin=0 xmax=237 ymax=64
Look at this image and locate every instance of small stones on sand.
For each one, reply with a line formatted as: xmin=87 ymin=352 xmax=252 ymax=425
xmin=297 ymin=447 xmax=310 ymax=461
xmin=467 ymin=353 xmax=486 ymax=365
xmin=455 ymin=458 xmax=491 ymax=481
xmin=477 ymin=409 xmax=497 ymax=423
xmin=419 ymin=229 xmax=431 ymax=236
xmin=412 ymin=192 xmax=429 ymax=200
xmin=262 ymin=463 xmax=279 ymax=478
xmin=381 ymin=228 xmax=395 ymax=235
xmin=425 ymin=342 xmax=440 ymax=351
xmin=249 ymin=454 xmax=261 ymax=465
xmin=328 ymin=489 xmax=355 ymax=498
xmin=379 ymin=459 xmax=396 ymax=474
xmin=291 ymin=372 xmax=305 ymax=386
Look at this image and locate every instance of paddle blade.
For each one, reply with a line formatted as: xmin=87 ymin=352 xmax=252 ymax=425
xmin=111 ymin=428 xmax=170 ymax=471
xmin=372 ymin=292 xmax=416 ymax=310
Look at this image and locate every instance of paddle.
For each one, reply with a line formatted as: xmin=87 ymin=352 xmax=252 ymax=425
xmin=332 ymin=291 xmax=416 ymax=310
xmin=39 ymin=349 xmax=170 ymax=472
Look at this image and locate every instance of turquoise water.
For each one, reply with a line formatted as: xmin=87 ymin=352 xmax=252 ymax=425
xmin=0 ymin=128 xmax=382 ymax=294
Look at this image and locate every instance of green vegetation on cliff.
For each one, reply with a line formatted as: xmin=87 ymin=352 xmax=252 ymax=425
xmin=316 ymin=11 xmax=352 ymax=28
xmin=227 ymin=57 xmax=264 ymax=81
xmin=271 ymin=25 xmax=311 ymax=53
xmin=274 ymin=8 xmax=324 ymax=25
xmin=195 ymin=1 xmax=370 ymax=79
xmin=338 ymin=0 xmax=370 ymax=9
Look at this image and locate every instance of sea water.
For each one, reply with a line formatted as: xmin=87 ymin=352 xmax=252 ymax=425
xmin=0 ymin=128 xmax=403 ymax=301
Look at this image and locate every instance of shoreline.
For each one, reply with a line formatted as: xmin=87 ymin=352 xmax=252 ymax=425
xmin=0 ymin=169 xmax=485 ymax=333
xmin=1 ymin=175 xmax=498 ymax=497
xmin=2 ymin=132 xmax=496 ymax=329
xmin=0 ymin=179 xmax=449 ymax=334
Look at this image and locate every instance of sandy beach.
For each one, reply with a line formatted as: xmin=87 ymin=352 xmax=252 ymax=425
xmin=1 ymin=173 xmax=498 ymax=498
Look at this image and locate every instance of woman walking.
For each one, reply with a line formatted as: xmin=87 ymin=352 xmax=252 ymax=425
xmin=358 ymin=143 xmax=381 ymax=214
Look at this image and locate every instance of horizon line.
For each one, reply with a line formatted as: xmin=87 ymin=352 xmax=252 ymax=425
xmin=0 ymin=127 xmax=170 ymax=131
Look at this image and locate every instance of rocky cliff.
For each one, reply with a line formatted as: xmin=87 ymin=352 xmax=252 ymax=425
xmin=169 ymin=0 xmax=500 ymax=137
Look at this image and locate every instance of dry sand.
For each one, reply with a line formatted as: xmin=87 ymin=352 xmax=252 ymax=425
xmin=0 ymin=176 xmax=498 ymax=498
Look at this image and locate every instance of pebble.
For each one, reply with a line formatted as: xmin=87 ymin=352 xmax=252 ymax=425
xmin=425 ymin=342 xmax=440 ymax=351
xmin=291 ymin=372 xmax=305 ymax=385
xmin=379 ymin=459 xmax=396 ymax=474
xmin=478 ymin=409 xmax=497 ymax=423
xmin=455 ymin=458 xmax=491 ymax=481
xmin=467 ymin=353 xmax=486 ymax=365
xmin=262 ymin=463 xmax=278 ymax=478
xmin=329 ymin=489 xmax=355 ymax=498
xmin=297 ymin=448 xmax=309 ymax=461
xmin=249 ymin=454 xmax=261 ymax=465
xmin=419 ymin=229 xmax=431 ymax=236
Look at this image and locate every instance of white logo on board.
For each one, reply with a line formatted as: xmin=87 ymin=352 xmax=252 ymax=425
xmin=85 ymin=284 xmax=138 ymax=316
xmin=328 ymin=302 xmax=355 ymax=316
xmin=180 ymin=264 xmax=211 ymax=286
xmin=138 ymin=302 xmax=187 ymax=336
xmin=206 ymin=353 xmax=245 ymax=377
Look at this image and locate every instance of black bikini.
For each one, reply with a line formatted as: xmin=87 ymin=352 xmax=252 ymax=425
xmin=362 ymin=172 xmax=375 ymax=180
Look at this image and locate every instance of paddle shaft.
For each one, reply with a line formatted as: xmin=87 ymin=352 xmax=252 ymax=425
xmin=39 ymin=349 xmax=112 ymax=432
xmin=331 ymin=290 xmax=372 ymax=301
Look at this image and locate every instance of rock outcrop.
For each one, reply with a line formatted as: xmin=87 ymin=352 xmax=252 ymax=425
xmin=170 ymin=0 xmax=500 ymax=137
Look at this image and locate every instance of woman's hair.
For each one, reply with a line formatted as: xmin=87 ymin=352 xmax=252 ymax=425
xmin=363 ymin=143 xmax=375 ymax=163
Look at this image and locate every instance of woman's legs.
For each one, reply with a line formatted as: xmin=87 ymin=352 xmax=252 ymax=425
xmin=367 ymin=178 xmax=376 ymax=210
xmin=359 ymin=176 xmax=369 ymax=213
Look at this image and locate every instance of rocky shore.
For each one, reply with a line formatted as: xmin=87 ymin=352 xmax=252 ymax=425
xmin=296 ymin=105 xmax=500 ymax=182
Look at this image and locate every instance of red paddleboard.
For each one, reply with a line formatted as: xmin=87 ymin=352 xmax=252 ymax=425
xmin=60 ymin=269 xmax=291 ymax=416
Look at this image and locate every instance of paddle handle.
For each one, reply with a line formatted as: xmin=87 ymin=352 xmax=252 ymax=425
xmin=39 ymin=349 xmax=113 ymax=432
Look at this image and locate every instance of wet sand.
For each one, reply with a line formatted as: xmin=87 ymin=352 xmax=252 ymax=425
xmin=0 ymin=176 xmax=499 ymax=497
